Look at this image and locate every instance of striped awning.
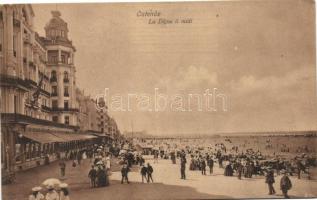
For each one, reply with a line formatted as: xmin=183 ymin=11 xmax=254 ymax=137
xmin=22 ymin=132 xmax=98 ymax=143
xmin=23 ymin=132 xmax=65 ymax=143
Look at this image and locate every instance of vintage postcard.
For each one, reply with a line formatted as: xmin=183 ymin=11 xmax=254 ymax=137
xmin=0 ymin=1 xmax=316 ymax=199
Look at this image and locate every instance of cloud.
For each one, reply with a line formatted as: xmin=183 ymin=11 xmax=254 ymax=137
xmin=230 ymin=67 xmax=313 ymax=95
xmin=156 ymin=65 xmax=218 ymax=92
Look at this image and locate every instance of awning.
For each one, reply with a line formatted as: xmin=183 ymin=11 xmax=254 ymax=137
xmin=22 ymin=131 xmax=98 ymax=143
xmin=23 ymin=132 xmax=65 ymax=143
xmin=51 ymin=132 xmax=97 ymax=142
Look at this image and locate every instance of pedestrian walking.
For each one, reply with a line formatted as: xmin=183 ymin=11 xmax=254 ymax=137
xmin=59 ymin=183 xmax=70 ymax=200
xmin=29 ymin=186 xmax=44 ymax=200
xmin=97 ymin=165 xmax=107 ymax=187
xmin=237 ymin=162 xmax=243 ymax=180
xmin=88 ymin=165 xmax=97 ymax=188
xmin=180 ymin=157 xmax=186 ymax=179
xmin=280 ymin=170 xmax=292 ymax=198
xmin=154 ymin=151 xmax=159 ymax=163
xmin=77 ymin=151 xmax=82 ymax=165
xmin=147 ymin=163 xmax=154 ymax=183
xmin=141 ymin=164 xmax=148 ymax=183
xmin=106 ymin=155 xmax=111 ymax=170
xmin=265 ymin=169 xmax=276 ymax=195
xmin=207 ymin=157 xmax=214 ymax=174
xmin=59 ymin=159 xmax=66 ymax=177
xmin=201 ymin=159 xmax=206 ymax=175
xmin=121 ymin=164 xmax=130 ymax=184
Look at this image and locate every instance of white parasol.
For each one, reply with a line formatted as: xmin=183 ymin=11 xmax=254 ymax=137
xmin=42 ymin=178 xmax=61 ymax=188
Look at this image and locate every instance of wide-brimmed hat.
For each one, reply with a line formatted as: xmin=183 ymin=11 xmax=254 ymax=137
xmin=32 ymin=186 xmax=42 ymax=192
xmin=59 ymin=183 xmax=68 ymax=188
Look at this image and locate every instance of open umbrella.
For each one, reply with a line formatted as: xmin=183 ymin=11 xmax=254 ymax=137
xmin=42 ymin=178 xmax=61 ymax=187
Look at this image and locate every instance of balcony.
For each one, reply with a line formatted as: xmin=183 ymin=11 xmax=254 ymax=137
xmin=63 ymin=78 xmax=69 ymax=83
xmin=0 ymin=74 xmax=30 ymax=91
xmin=40 ymin=89 xmax=50 ymax=97
xmin=51 ymin=92 xmax=58 ymax=97
xmin=64 ymin=93 xmax=69 ymax=97
xmin=25 ymin=79 xmax=37 ymax=87
xmin=50 ymin=77 xmax=57 ymax=83
xmin=41 ymin=105 xmax=51 ymax=112
xmin=25 ymin=98 xmax=39 ymax=109
xmin=51 ymin=107 xmax=79 ymax=112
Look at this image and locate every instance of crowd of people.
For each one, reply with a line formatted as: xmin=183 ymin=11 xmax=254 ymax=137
xmin=133 ymin=136 xmax=316 ymax=199
xmin=25 ymin=136 xmax=316 ymax=199
xmin=28 ymin=183 xmax=70 ymax=200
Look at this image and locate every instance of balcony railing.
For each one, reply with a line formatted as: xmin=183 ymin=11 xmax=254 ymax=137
xmin=51 ymin=92 xmax=58 ymax=97
xmin=41 ymin=105 xmax=51 ymax=112
xmin=64 ymin=93 xmax=69 ymax=97
xmin=63 ymin=78 xmax=69 ymax=83
xmin=40 ymin=89 xmax=51 ymax=97
xmin=0 ymin=74 xmax=30 ymax=90
xmin=25 ymin=79 xmax=37 ymax=86
xmin=50 ymin=77 xmax=57 ymax=83
xmin=51 ymin=107 xmax=79 ymax=112
xmin=25 ymin=98 xmax=40 ymax=108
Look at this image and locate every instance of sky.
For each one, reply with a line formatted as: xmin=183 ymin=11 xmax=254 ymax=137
xmin=32 ymin=0 xmax=317 ymax=135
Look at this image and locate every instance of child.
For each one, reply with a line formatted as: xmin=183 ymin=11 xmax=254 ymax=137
xmin=88 ymin=165 xmax=97 ymax=188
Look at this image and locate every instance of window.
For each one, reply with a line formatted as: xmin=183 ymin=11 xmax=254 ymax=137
xmin=64 ymin=116 xmax=69 ymax=125
xmin=52 ymin=100 xmax=58 ymax=109
xmin=61 ymin=55 xmax=66 ymax=63
xmin=64 ymin=100 xmax=69 ymax=110
xmin=13 ymin=35 xmax=17 ymax=57
xmin=64 ymin=86 xmax=69 ymax=96
xmin=52 ymin=116 xmax=58 ymax=122
xmin=64 ymin=71 xmax=68 ymax=79
xmin=42 ymin=98 xmax=47 ymax=106
xmin=49 ymin=56 xmax=58 ymax=63
xmin=51 ymin=70 xmax=57 ymax=79
xmin=52 ymin=86 xmax=57 ymax=95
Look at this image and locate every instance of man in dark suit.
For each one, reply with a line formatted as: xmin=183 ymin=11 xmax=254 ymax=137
xmin=147 ymin=163 xmax=154 ymax=183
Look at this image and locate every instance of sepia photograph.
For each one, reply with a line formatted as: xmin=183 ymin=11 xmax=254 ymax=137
xmin=0 ymin=0 xmax=317 ymax=199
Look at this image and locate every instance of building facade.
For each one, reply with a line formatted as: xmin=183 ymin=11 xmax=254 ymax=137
xmin=0 ymin=5 xmax=103 ymax=183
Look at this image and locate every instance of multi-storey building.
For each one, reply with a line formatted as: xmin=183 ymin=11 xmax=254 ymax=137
xmin=43 ymin=10 xmax=78 ymax=126
xmin=0 ymin=5 xmax=101 ymax=183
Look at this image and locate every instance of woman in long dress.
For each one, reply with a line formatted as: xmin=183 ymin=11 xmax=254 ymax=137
xmin=45 ymin=185 xmax=59 ymax=200
xmin=59 ymin=183 xmax=70 ymax=200
xmin=28 ymin=186 xmax=44 ymax=200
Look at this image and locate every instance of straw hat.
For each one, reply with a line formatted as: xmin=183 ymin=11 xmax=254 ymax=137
xmin=32 ymin=186 xmax=42 ymax=192
xmin=59 ymin=183 xmax=68 ymax=188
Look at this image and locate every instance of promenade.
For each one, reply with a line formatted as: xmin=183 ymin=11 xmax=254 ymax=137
xmin=2 ymin=158 xmax=317 ymax=200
